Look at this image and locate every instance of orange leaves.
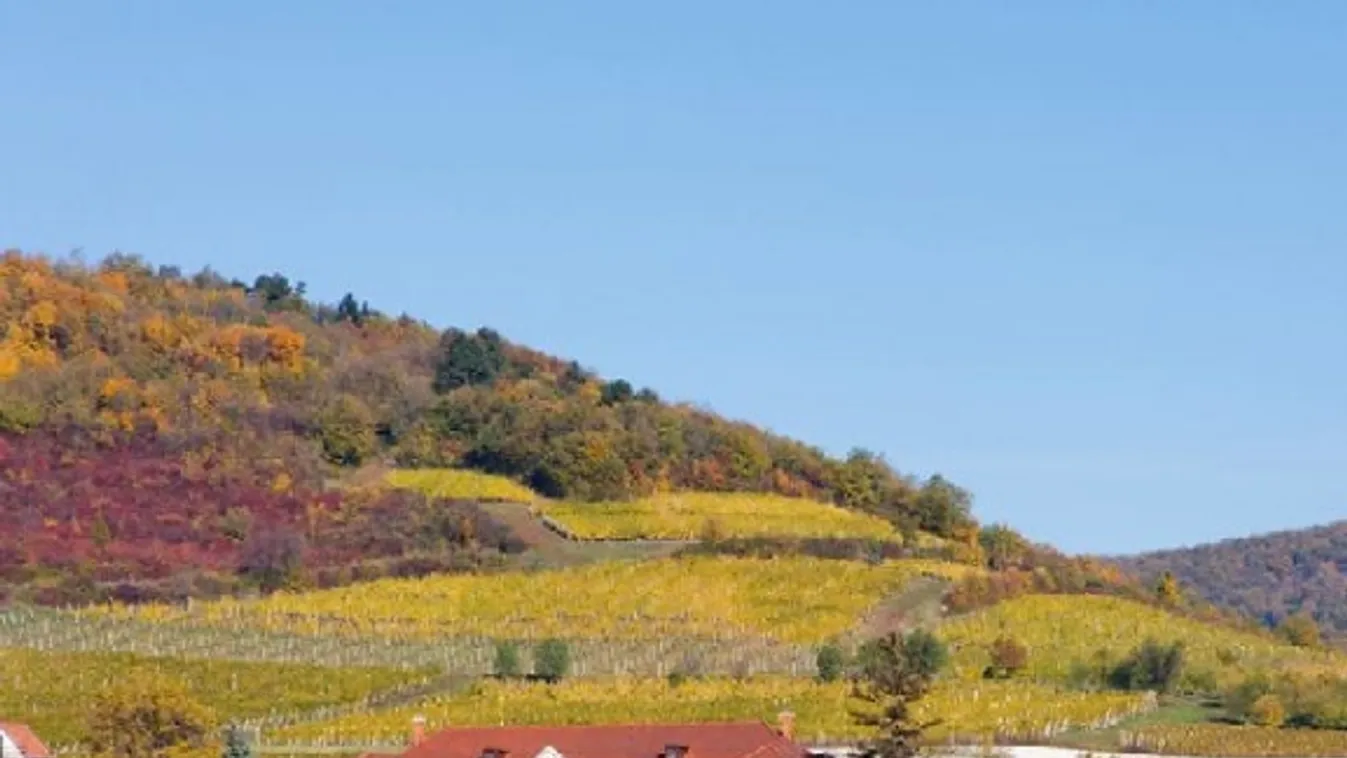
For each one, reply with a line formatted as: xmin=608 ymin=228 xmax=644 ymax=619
xmin=206 ymin=324 xmax=307 ymax=374
xmin=264 ymin=325 xmax=306 ymax=369
xmin=140 ymin=314 xmax=179 ymax=350
xmin=96 ymin=270 xmax=130 ymax=294
xmin=98 ymin=377 xmax=145 ymax=431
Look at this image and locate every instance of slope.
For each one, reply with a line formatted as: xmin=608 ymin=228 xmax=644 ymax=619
xmin=1112 ymin=521 xmax=1347 ymax=637
xmin=0 ymin=249 xmax=983 ymax=604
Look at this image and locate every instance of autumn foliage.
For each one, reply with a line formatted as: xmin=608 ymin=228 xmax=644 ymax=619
xmin=0 ymin=249 xmax=988 ymax=604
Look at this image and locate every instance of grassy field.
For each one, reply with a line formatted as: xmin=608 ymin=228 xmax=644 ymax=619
xmin=263 ymin=676 xmax=1155 ymax=748
xmin=0 ymin=645 xmax=436 ymax=749
xmin=535 ymin=491 xmax=901 ymax=541
xmin=938 ymin=594 xmax=1347 ymax=685
xmin=87 ymin=556 xmax=974 ymax=644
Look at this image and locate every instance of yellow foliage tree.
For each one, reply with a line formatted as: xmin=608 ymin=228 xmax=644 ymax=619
xmin=86 ymin=670 xmax=219 ymax=758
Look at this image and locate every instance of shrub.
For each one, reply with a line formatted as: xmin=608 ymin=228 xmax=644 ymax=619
xmin=816 ymin=644 xmax=845 ymax=682
xmin=1249 ymin=694 xmax=1286 ymax=727
xmin=493 ymin=641 xmax=521 ymax=679
xmin=534 ymin=639 xmax=571 ymax=682
xmin=1108 ymin=639 xmax=1184 ymax=693
xmin=984 ymin=635 xmax=1028 ymax=679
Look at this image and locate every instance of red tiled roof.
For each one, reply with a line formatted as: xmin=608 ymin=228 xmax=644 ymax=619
xmin=401 ymin=722 xmax=805 ymax=758
xmin=0 ymin=722 xmax=52 ymax=758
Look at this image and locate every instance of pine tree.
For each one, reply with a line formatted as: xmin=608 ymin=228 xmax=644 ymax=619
xmin=850 ymin=631 xmax=946 ymax=758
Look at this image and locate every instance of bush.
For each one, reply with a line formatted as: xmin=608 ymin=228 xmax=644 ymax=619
xmin=816 ymin=644 xmax=845 ymax=682
xmin=984 ymin=635 xmax=1028 ymax=679
xmin=533 ymin=639 xmax=570 ymax=682
xmin=1279 ymin=611 xmax=1321 ymax=648
xmin=1109 ymin=639 xmax=1184 ymax=693
xmin=1250 ymin=694 xmax=1286 ymax=727
xmin=902 ymin=628 xmax=949 ymax=679
xmin=493 ymin=641 xmax=521 ymax=679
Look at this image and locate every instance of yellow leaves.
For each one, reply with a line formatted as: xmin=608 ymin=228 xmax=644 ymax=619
xmin=268 ymin=677 xmax=1155 ymax=746
xmin=97 ymin=270 xmax=130 ymax=294
xmin=271 ymin=471 xmax=294 ymax=493
xmin=96 ymin=377 xmax=170 ymax=432
xmin=0 ymin=344 xmax=20 ymax=380
xmin=206 ymin=324 xmax=307 ymax=374
xmin=0 ymin=646 xmax=432 ymax=750
xmin=140 ymin=313 xmax=179 ymax=350
xmin=23 ymin=299 xmax=59 ymax=329
xmin=1122 ymin=723 xmax=1347 ymax=757
xmin=538 ymin=491 xmax=904 ymax=541
xmin=576 ymin=379 xmax=603 ymax=404
xmin=936 ymin=594 xmax=1347 ymax=685
xmin=387 ymin=468 xmax=538 ymax=502
xmin=97 ymin=556 xmax=967 ymax=644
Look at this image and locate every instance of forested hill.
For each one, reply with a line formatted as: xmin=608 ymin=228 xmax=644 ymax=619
xmin=1114 ymin=521 xmax=1347 ymax=637
xmin=0 ymin=249 xmax=987 ymax=602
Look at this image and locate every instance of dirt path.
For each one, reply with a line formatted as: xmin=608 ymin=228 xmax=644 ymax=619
xmin=847 ymin=574 xmax=951 ymax=643
xmin=479 ymin=501 xmax=686 ymax=568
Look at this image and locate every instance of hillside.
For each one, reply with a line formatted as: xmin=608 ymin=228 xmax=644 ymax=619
xmin=1114 ymin=521 xmax=1347 ymax=637
xmin=0 ymin=249 xmax=989 ymax=605
xmin=6 ymin=248 xmax=1346 ymax=758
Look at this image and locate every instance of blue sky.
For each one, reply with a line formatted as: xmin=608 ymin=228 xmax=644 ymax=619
xmin=3 ymin=1 xmax=1344 ymax=554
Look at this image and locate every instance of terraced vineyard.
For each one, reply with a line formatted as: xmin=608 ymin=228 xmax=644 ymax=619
xmin=385 ymin=468 xmax=539 ymax=503
xmin=0 ymin=646 xmax=436 ymax=749
xmin=386 ymin=468 xmax=909 ymax=543
xmin=6 ymin=605 xmax=819 ymax=678
xmin=939 ymin=594 xmax=1347 ymax=684
xmin=535 ymin=491 xmax=902 ymax=541
xmin=265 ymin=676 xmax=1156 ymax=748
xmin=1121 ymin=723 xmax=1347 ymax=757
xmin=89 ymin=556 xmax=974 ymax=644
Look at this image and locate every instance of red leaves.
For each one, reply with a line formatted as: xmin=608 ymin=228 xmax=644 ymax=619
xmin=0 ymin=432 xmax=506 ymax=603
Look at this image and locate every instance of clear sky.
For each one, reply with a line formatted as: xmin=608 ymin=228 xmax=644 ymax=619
xmin=3 ymin=1 xmax=1344 ymax=555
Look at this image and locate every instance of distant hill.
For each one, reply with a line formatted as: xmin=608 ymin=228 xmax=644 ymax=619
xmin=1112 ymin=521 xmax=1347 ymax=636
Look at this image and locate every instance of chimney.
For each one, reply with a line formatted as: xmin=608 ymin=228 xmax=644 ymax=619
xmin=777 ymin=711 xmax=795 ymax=741
xmin=665 ymin=744 xmax=689 ymax=758
xmin=411 ymin=715 xmax=427 ymax=747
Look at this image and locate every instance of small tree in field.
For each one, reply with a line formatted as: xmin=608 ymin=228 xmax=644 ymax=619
xmin=534 ymin=638 xmax=571 ymax=682
xmin=984 ymin=634 xmax=1028 ymax=679
xmin=493 ymin=640 xmax=522 ymax=678
xmin=850 ymin=630 xmax=947 ymax=758
xmin=817 ymin=643 xmax=845 ymax=682
xmin=87 ymin=670 xmax=217 ymax=758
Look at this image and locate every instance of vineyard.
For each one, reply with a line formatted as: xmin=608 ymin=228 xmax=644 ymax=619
xmin=0 ymin=645 xmax=435 ymax=749
xmin=5 ymin=605 xmax=819 ymax=678
xmin=87 ymin=556 xmax=974 ymax=644
xmin=534 ymin=491 xmax=901 ymax=541
xmin=263 ymin=676 xmax=1156 ymax=748
xmin=1121 ymin=723 xmax=1347 ymax=757
xmin=938 ymin=594 xmax=1347 ymax=684
xmin=386 ymin=468 xmax=539 ymax=503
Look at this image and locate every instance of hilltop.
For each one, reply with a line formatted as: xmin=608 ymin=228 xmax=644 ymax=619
xmin=1114 ymin=520 xmax=1347 ymax=638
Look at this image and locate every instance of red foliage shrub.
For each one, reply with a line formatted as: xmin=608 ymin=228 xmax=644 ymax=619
xmin=0 ymin=429 xmax=524 ymax=605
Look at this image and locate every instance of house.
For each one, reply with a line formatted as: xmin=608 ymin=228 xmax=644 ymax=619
xmin=397 ymin=712 xmax=808 ymax=758
xmin=0 ymin=723 xmax=51 ymax=758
